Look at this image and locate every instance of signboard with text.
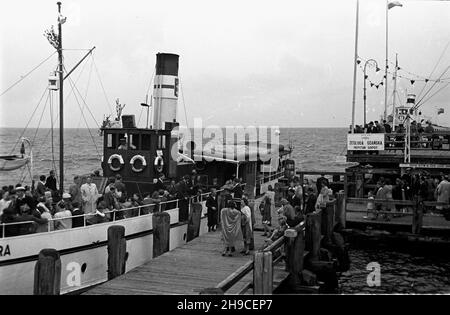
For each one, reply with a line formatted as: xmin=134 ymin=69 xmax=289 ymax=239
xmin=347 ymin=133 xmax=385 ymax=151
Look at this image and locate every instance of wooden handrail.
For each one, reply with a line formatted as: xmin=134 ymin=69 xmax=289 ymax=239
xmin=215 ymin=259 xmax=254 ymax=292
xmin=347 ymin=197 xmax=415 ymax=206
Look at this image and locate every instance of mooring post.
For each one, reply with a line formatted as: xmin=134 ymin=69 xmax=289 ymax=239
xmin=187 ymin=203 xmax=203 ymax=242
xmin=33 ymin=248 xmax=61 ymax=295
xmin=335 ymin=191 xmax=346 ymax=229
xmin=310 ymin=211 xmax=322 ymax=261
xmin=412 ymin=200 xmax=423 ymax=234
xmin=107 ymin=225 xmax=127 ymax=280
xmin=253 ymin=251 xmax=273 ymax=294
xmin=285 ymin=226 xmax=304 ymax=287
xmin=153 ymin=211 xmax=170 ymax=258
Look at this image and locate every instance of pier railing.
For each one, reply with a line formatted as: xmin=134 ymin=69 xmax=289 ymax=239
xmin=346 ymin=197 xmax=450 ymax=234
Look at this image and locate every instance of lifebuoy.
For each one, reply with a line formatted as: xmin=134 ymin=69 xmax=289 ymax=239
xmin=130 ymin=155 xmax=147 ymax=173
xmin=107 ymin=154 xmax=124 ymax=172
xmin=154 ymin=156 xmax=164 ymax=173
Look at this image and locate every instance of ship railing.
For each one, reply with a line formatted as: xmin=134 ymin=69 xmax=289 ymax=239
xmin=0 ymin=187 xmax=248 ymax=238
xmin=257 ymin=171 xmax=285 ymax=186
xmin=0 ymin=192 xmax=218 ymax=239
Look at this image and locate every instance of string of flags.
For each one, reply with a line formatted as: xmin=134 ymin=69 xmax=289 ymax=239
xmin=356 ymin=56 xmax=450 ymax=89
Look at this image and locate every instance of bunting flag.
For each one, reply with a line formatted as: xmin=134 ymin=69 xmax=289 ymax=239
xmin=370 ymin=83 xmax=374 ymax=87
xmin=410 ymin=80 xmax=415 ymax=85
xmin=388 ymin=1 xmax=403 ymax=9
xmin=438 ymin=108 xmax=445 ymax=115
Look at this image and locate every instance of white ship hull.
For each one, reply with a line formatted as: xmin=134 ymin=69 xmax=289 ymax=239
xmin=0 ymin=203 xmax=208 ymax=295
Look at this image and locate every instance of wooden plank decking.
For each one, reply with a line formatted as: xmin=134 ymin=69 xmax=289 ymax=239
xmin=84 ymin=228 xmax=277 ymax=295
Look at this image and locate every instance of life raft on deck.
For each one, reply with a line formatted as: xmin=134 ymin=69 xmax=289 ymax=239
xmin=0 ymin=155 xmax=31 ymax=171
xmin=130 ymin=154 xmax=147 ymax=173
xmin=107 ymin=154 xmax=124 ymax=172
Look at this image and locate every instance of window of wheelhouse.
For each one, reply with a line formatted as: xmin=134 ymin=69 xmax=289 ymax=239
xmin=129 ymin=133 xmax=139 ymax=150
xmin=142 ymin=134 xmax=151 ymax=151
xmin=158 ymin=135 xmax=166 ymax=149
xmin=106 ymin=133 xmax=115 ymax=149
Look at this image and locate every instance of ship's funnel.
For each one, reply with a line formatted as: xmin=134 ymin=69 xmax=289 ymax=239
xmin=152 ymin=53 xmax=179 ymax=130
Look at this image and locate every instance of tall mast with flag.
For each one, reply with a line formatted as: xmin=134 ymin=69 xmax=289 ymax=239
xmin=385 ymin=1 xmax=403 ymax=121
xmin=351 ymin=0 xmax=359 ymax=134
xmin=57 ymin=2 xmax=66 ymax=194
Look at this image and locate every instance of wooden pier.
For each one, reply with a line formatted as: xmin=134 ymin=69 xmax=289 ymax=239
xmin=84 ymin=229 xmax=273 ymax=295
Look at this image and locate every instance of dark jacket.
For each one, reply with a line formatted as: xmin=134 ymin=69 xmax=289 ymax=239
xmin=45 ymin=176 xmax=58 ymax=191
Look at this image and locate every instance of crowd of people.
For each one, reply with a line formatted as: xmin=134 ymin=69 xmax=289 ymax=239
xmin=365 ymin=173 xmax=450 ymax=221
xmin=350 ymin=120 xmax=435 ymax=135
xmin=0 ymin=168 xmax=246 ymax=238
xmin=219 ymin=175 xmax=335 ymax=255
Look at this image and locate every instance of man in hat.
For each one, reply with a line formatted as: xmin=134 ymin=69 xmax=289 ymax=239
xmin=15 ymin=186 xmax=36 ymax=215
xmin=57 ymin=192 xmax=73 ymax=213
xmin=118 ymin=138 xmax=128 ymax=150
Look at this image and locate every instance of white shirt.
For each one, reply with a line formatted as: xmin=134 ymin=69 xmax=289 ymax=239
xmin=0 ymin=199 xmax=11 ymax=216
xmin=241 ymin=205 xmax=252 ymax=231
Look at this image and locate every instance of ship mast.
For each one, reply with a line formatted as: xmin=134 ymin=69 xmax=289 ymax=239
xmin=57 ymin=1 xmax=64 ymax=194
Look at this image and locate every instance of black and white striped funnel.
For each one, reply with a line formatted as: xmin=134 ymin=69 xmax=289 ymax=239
xmin=153 ymin=53 xmax=179 ymax=129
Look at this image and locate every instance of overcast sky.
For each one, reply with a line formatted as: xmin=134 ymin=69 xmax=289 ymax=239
xmin=1 ymin=0 xmax=449 ymax=129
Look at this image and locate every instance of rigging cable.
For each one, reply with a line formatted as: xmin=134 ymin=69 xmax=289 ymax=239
xmin=8 ymin=86 xmax=49 ymax=155
xmin=33 ymin=59 xmax=89 ymax=161
xmin=92 ymin=54 xmax=114 ymax=116
xmin=65 ymin=74 xmax=102 ymax=158
xmin=416 ymin=39 xmax=450 ymax=101
xmin=418 ymin=81 xmax=450 ymax=108
xmin=414 ymin=64 xmax=450 ymax=110
xmin=0 ymin=51 xmax=57 ymax=97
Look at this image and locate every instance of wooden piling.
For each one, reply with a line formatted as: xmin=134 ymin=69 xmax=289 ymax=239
xmin=107 ymin=225 xmax=127 ymax=280
xmin=321 ymin=200 xmax=336 ymax=243
xmin=33 ymin=248 xmax=61 ymax=295
xmin=187 ymin=203 xmax=203 ymax=242
xmin=310 ymin=211 xmax=322 ymax=261
xmin=412 ymin=200 xmax=423 ymax=234
xmin=153 ymin=212 xmax=170 ymax=258
xmin=253 ymin=251 xmax=273 ymax=294
xmin=285 ymin=224 xmax=304 ymax=287
xmin=335 ymin=191 xmax=346 ymax=229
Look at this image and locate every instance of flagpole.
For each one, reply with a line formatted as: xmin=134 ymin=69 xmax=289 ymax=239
xmin=351 ymin=0 xmax=359 ymax=134
xmin=384 ymin=0 xmax=389 ymax=121
xmin=392 ymin=53 xmax=398 ymax=131
xmin=57 ymin=1 xmax=64 ymax=195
